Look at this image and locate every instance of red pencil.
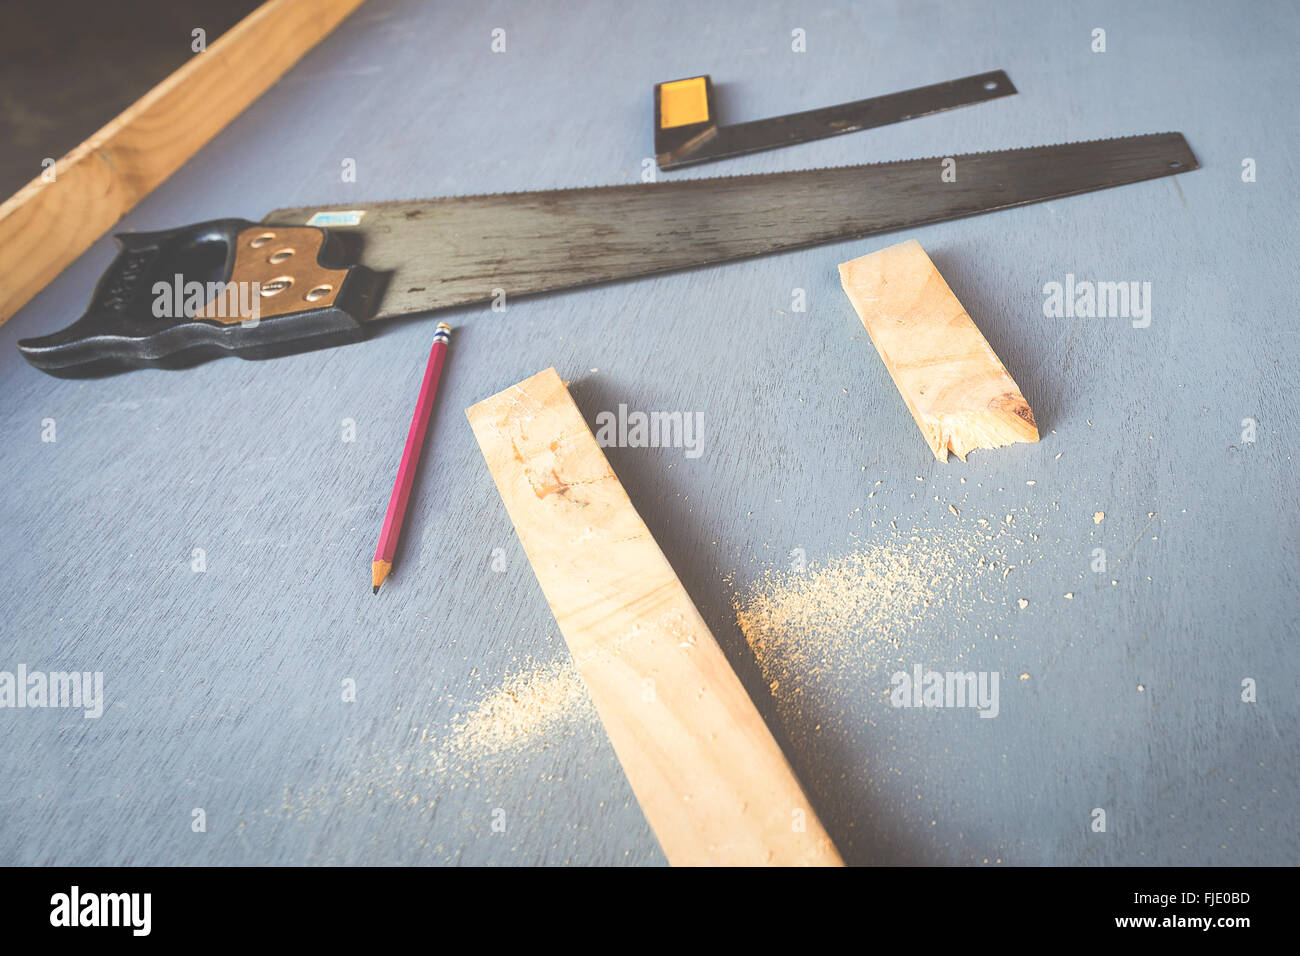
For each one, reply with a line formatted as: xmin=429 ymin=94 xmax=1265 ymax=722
xmin=372 ymin=322 xmax=452 ymax=593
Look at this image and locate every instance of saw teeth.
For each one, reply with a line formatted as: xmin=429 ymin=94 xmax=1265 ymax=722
xmin=266 ymin=133 xmax=1192 ymax=218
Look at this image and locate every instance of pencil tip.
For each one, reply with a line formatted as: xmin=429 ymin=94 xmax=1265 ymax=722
xmin=372 ymin=585 xmax=380 ymax=595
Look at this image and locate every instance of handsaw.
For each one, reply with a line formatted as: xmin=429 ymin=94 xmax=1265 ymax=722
xmin=17 ymin=133 xmax=1197 ymax=376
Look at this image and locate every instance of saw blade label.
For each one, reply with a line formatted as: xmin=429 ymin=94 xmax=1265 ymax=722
xmin=305 ymin=210 xmax=367 ymax=227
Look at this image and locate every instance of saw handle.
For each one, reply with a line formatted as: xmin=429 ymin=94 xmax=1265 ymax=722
xmin=17 ymin=219 xmax=381 ymax=376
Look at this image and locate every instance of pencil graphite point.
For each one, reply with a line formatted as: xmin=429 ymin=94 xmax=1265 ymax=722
xmin=372 ymin=559 xmax=392 ymax=593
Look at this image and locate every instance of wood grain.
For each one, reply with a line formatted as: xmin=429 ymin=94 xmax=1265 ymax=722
xmin=467 ymin=368 xmax=842 ymax=867
xmin=840 ymin=239 xmax=1039 ymax=461
xmin=0 ymin=0 xmax=366 ymax=326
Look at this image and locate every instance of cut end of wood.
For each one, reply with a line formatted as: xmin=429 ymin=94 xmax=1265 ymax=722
xmin=929 ymin=400 xmax=1040 ymax=462
xmin=371 ymin=560 xmax=392 ymax=592
xmin=839 ymin=239 xmax=1039 ymax=462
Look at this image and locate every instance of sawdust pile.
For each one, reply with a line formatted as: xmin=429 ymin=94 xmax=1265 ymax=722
xmin=447 ymin=658 xmax=596 ymax=758
xmin=732 ymin=519 xmax=1038 ymax=717
xmin=276 ymin=655 xmax=598 ymax=847
xmin=737 ymin=547 xmax=934 ymax=671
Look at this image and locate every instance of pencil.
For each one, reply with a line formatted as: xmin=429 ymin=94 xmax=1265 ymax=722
xmin=372 ymin=322 xmax=452 ymax=593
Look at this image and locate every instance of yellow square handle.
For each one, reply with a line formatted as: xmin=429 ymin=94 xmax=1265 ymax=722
xmin=659 ymin=77 xmax=711 ymax=129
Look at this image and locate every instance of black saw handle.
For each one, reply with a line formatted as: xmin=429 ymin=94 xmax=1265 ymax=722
xmin=17 ymin=219 xmax=382 ymax=376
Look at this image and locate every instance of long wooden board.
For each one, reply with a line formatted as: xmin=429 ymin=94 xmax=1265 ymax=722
xmin=840 ymin=239 xmax=1039 ymax=461
xmin=467 ymin=368 xmax=842 ymax=866
xmin=0 ymin=0 xmax=367 ymax=326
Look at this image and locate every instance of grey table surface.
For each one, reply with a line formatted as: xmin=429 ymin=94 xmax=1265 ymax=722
xmin=1 ymin=0 xmax=1296 ymax=866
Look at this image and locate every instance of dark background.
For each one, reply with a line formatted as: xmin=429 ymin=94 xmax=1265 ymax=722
xmin=0 ymin=0 xmax=259 ymax=199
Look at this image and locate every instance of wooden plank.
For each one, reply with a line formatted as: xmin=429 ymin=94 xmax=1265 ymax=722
xmin=467 ymin=368 xmax=843 ymax=867
xmin=0 ymin=0 xmax=367 ymax=326
xmin=840 ymin=238 xmax=1039 ymax=461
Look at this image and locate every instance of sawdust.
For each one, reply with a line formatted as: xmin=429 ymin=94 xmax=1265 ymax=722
xmin=736 ymin=548 xmax=933 ymax=687
xmin=732 ymin=516 xmax=1042 ymax=723
xmin=728 ymin=505 xmax=1063 ymax=864
xmin=447 ymin=658 xmax=596 ymax=759
xmin=275 ymin=655 xmax=598 ymax=845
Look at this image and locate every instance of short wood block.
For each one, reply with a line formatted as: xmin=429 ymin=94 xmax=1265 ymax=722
xmin=840 ymin=239 xmax=1039 ymax=461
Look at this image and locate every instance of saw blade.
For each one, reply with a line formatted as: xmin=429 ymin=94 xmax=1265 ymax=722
xmin=265 ymin=133 xmax=1196 ymax=321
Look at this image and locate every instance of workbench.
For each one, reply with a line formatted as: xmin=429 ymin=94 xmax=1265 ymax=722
xmin=1 ymin=0 xmax=1295 ymax=866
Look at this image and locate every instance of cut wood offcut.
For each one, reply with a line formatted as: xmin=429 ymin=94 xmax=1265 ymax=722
xmin=467 ymin=368 xmax=841 ymax=867
xmin=839 ymin=239 xmax=1039 ymax=461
